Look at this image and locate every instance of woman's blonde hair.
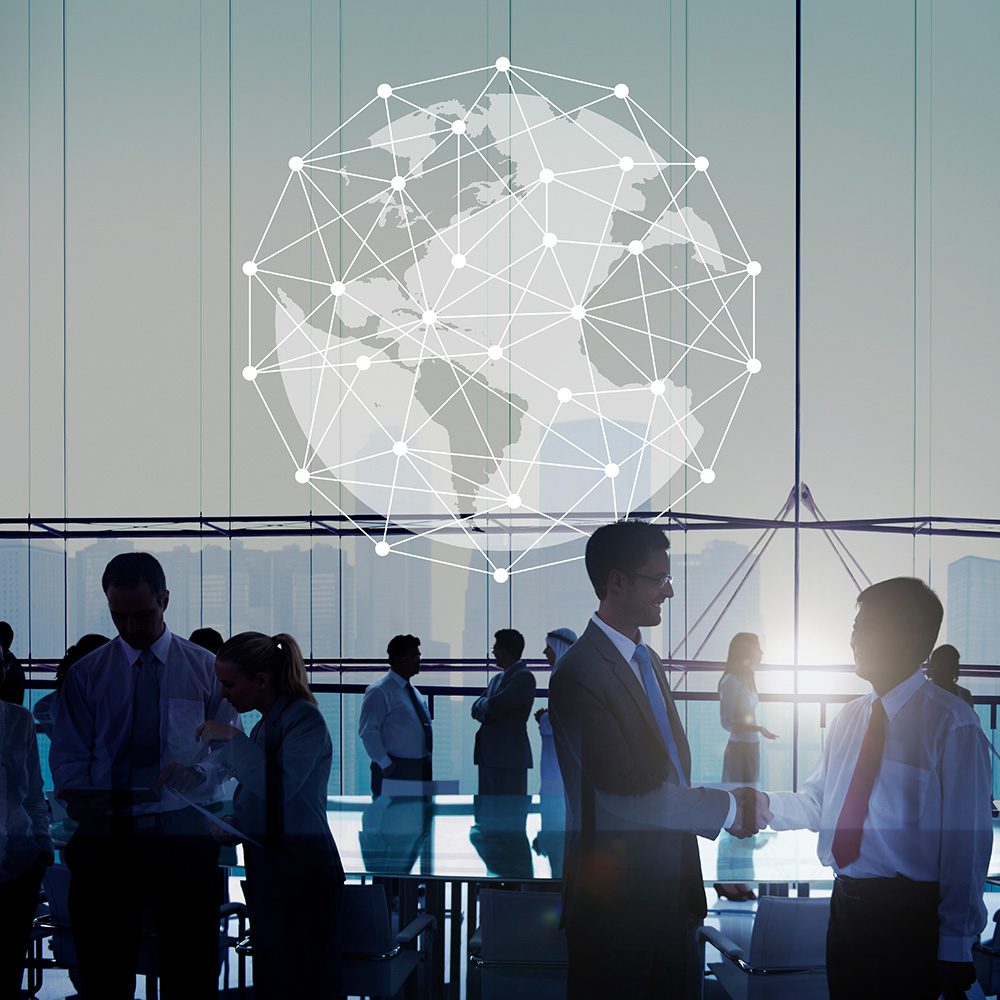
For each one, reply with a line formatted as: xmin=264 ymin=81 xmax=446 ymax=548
xmin=216 ymin=631 xmax=316 ymax=705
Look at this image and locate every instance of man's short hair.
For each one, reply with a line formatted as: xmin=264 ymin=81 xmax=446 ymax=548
xmin=387 ymin=634 xmax=421 ymax=660
xmin=928 ymin=643 xmax=961 ymax=680
xmin=856 ymin=577 xmax=943 ymax=665
xmin=189 ymin=627 xmax=225 ymax=654
xmin=101 ymin=552 xmax=167 ymax=601
xmin=494 ymin=628 xmax=525 ymax=660
xmin=585 ymin=520 xmax=670 ymax=600
xmin=0 ymin=621 xmax=13 ymax=649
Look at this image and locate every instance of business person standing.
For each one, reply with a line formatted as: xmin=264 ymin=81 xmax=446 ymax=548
xmin=549 ymin=521 xmax=763 ymax=1000
xmin=472 ymin=629 xmax=535 ymax=795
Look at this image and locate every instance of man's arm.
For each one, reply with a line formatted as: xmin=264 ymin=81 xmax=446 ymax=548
xmin=937 ymin=721 xmax=992 ymax=963
xmin=475 ymin=670 xmax=535 ymax=721
xmin=23 ymin=712 xmax=54 ymax=856
xmin=764 ymin=721 xmax=833 ymax=831
xmin=358 ymin=686 xmax=392 ymax=770
xmin=50 ymin=668 xmax=95 ymax=792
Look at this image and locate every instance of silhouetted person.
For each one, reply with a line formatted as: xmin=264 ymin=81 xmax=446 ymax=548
xmin=761 ymin=578 xmax=991 ymax=1000
xmin=0 ymin=699 xmax=53 ymax=993
xmin=473 ymin=629 xmax=535 ymax=795
xmin=0 ymin=621 xmax=25 ymax=706
xmin=188 ymin=626 xmax=225 ymax=655
xmin=719 ymin=632 xmax=778 ymax=785
xmin=359 ymin=634 xmax=433 ymax=796
xmin=536 ymin=627 xmax=577 ymax=797
xmin=549 ymin=520 xmax=761 ymax=1000
xmin=927 ymin=644 xmax=974 ymax=707
xmin=192 ymin=632 xmax=345 ymax=999
xmin=32 ymin=634 xmax=110 ymax=738
xmin=50 ymin=552 xmax=239 ymax=1000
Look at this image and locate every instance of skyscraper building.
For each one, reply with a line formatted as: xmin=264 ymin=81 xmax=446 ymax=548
xmin=948 ymin=555 xmax=1000 ymax=665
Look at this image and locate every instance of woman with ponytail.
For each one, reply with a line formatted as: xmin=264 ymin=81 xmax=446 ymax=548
xmin=194 ymin=631 xmax=344 ymax=997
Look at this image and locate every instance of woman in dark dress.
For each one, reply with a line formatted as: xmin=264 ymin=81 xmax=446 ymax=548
xmin=196 ymin=631 xmax=344 ymax=998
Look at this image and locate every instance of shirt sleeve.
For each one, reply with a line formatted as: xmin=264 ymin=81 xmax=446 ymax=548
xmin=358 ymin=686 xmax=392 ymax=769
xmin=478 ymin=669 xmax=536 ymax=720
xmin=719 ymin=676 xmax=752 ymax=735
xmin=23 ymin=713 xmax=53 ymax=854
xmin=937 ymin=720 xmax=992 ymax=961
xmin=192 ymin=657 xmax=244 ymax=790
xmin=766 ymin=721 xmax=832 ymax=831
xmin=49 ymin=667 xmax=95 ymax=792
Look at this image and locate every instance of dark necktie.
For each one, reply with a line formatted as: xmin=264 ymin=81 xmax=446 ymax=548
xmin=831 ymin=698 xmax=886 ymax=868
xmin=405 ymin=681 xmax=433 ymax=755
xmin=129 ymin=650 xmax=161 ymax=788
xmin=634 ymin=644 xmax=688 ymax=786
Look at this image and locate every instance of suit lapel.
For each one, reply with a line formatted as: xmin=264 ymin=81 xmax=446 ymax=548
xmin=645 ymin=649 xmax=692 ymax=781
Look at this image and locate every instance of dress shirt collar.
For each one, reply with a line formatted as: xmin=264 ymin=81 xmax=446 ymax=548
xmin=591 ymin=611 xmax=640 ymax=664
xmin=869 ymin=667 xmax=926 ymax=721
xmin=119 ymin=625 xmax=173 ymax=668
xmin=386 ymin=668 xmax=409 ymax=689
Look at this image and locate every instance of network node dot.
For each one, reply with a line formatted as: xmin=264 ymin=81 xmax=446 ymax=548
xmin=746 ymin=357 xmax=762 ymax=374
xmin=375 ymin=541 xmax=391 ymax=557
xmin=392 ymin=441 xmax=408 ymax=457
xmin=628 ymin=240 xmax=644 ymax=256
xmin=242 ymin=260 xmax=257 ymax=277
xmin=604 ymin=463 xmax=620 ymax=479
xmin=356 ymin=355 xmax=372 ymax=371
xmin=390 ymin=175 xmax=406 ymax=191
xmin=493 ymin=568 xmax=510 ymax=584
xmin=495 ymin=56 xmax=511 ymax=72
xmin=619 ymin=156 xmax=634 ymax=172
xmin=294 ymin=468 xmax=310 ymax=484
xmin=451 ymin=119 xmax=467 ymax=135
xmin=539 ymin=168 xmax=555 ymax=184
xmin=614 ymin=83 xmax=629 ymax=99
xmin=570 ymin=305 xmax=586 ymax=321
xmin=451 ymin=253 xmax=467 ymax=269
xmin=506 ymin=493 xmax=522 ymax=509
xmin=557 ymin=387 xmax=573 ymax=403
xmin=330 ymin=280 xmax=346 ymax=296
xmin=241 ymin=365 xmax=258 ymax=382
xmin=422 ymin=310 xmax=437 ymax=326
xmin=746 ymin=260 xmax=762 ymax=277
xmin=288 ymin=156 xmax=304 ymax=172
xmin=377 ymin=83 xmax=393 ymax=99
xmin=650 ymin=379 xmax=665 ymax=396
xmin=487 ymin=345 xmax=503 ymax=361
xmin=694 ymin=155 xmax=710 ymax=172
xmin=542 ymin=232 xmax=558 ymax=249
xmin=700 ymin=468 xmax=716 ymax=484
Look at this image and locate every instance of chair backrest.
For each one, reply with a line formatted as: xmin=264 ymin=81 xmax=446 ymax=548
xmin=340 ymin=884 xmax=395 ymax=957
xmin=747 ymin=896 xmax=830 ymax=969
xmin=479 ymin=888 xmax=567 ymax=964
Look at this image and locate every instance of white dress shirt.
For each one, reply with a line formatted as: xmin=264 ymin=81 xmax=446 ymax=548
xmin=767 ymin=670 xmax=992 ymax=961
xmin=51 ymin=626 xmax=240 ymax=812
xmin=590 ymin=613 xmax=737 ymax=828
xmin=1 ymin=702 xmax=53 ymax=882
xmin=358 ymin=670 xmax=431 ymax=770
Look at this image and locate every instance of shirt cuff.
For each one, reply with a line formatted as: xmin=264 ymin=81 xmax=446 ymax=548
xmin=938 ymin=933 xmax=975 ymax=963
xmin=377 ymin=756 xmax=393 ymax=770
xmin=723 ymin=791 xmax=737 ymax=830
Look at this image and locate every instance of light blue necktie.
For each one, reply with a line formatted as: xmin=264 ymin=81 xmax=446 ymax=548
xmin=634 ymin=644 xmax=688 ymax=786
xmin=129 ymin=650 xmax=161 ymax=789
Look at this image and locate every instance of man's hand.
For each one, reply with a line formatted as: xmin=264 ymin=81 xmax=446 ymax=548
xmin=381 ymin=762 xmax=397 ymax=778
xmin=195 ymin=720 xmax=239 ymax=744
xmin=726 ymin=787 xmax=773 ymax=838
xmin=58 ymin=790 xmax=113 ymax=824
xmin=209 ymin=814 xmax=241 ymax=847
xmin=157 ymin=762 xmax=203 ymax=793
xmin=938 ymin=960 xmax=976 ymax=999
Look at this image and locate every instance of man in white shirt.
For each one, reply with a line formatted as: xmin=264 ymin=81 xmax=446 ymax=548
xmin=359 ymin=634 xmax=433 ymax=796
xmin=759 ymin=577 xmax=992 ymax=1000
xmin=51 ymin=552 xmax=239 ymax=1000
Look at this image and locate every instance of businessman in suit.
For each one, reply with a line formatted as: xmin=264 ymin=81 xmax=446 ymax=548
xmin=472 ymin=629 xmax=536 ymax=794
xmin=550 ymin=520 xmax=764 ymax=1000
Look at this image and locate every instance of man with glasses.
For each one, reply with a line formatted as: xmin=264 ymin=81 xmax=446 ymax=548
xmin=549 ymin=520 xmax=763 ymax=999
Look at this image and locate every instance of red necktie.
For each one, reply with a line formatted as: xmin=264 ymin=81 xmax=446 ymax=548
xmin=831 ymin=698 xmax=886 ymax=869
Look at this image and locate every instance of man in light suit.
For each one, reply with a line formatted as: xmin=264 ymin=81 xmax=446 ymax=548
xmin=472 ymin=628 xmax=536 ymax=794
xmin=550 ymin=521 xmax=763 ymax=1000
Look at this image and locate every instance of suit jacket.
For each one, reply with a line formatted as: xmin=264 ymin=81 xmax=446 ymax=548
xmin=472 ymin=660 xmax=536 ymax=769
xmin=549 ymin=620 xmax=730 ymax=947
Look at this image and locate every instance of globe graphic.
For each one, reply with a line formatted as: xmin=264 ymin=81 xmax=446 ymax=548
xmin=242 ymin=60 xmax=760 ymax=579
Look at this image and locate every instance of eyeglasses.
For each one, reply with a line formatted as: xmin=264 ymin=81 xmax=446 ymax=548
xmin=630 ymin=572 xmax=673 ymax=588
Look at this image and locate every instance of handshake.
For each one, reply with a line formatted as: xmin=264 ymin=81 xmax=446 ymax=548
xmin=725 ymin=787 xmax=773 ymax=839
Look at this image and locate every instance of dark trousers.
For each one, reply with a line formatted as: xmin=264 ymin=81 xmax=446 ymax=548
xmin=370 ymin=754 xmax=432 ymax=796
xmin=0 ymin=857 xmax=45 ymax=996
xmin=566 ymin=919 xmax=698 ymax=1000
xmin=65 ymin=821 xmax=222 ymax=1000
xmin=721 ymin=740 xmax=760 ymax=784
xmin=478 ymin=765 xmax=528 ymax=795
xmin=827 ymin=876 xmax=940 ymax=1000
